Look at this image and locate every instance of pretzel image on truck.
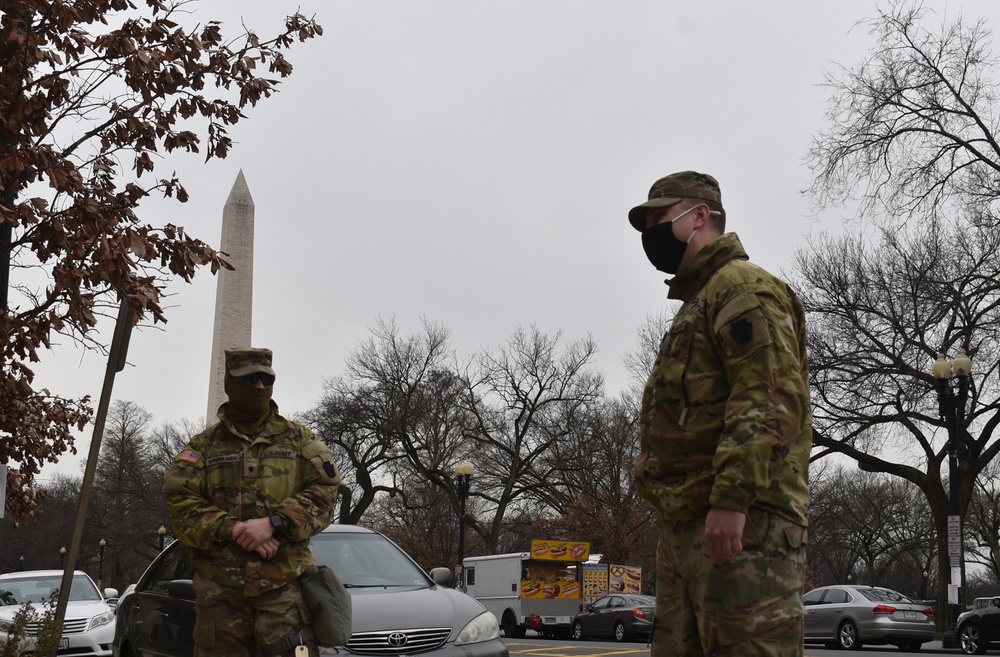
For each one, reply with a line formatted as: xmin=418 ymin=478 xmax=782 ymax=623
xmin=462 ymin=540 xmax=590 ymax=638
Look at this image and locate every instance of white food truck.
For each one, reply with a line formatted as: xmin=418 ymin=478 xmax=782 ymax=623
xmin=462 ymin=540 xmax=589 ymax=639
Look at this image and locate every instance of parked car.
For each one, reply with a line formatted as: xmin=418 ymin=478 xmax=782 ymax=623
xmin=957 ymin=595 xmax=1000 ymax=654
xmin=803 ymin=584 xmax=935 ymax=651
xmin=112 ymin=524 xmax=508 ymax=657
xmin=571 ymin=594 xmax=654 ymax=642
xmin=0 ymin=569 xmax=119 ymax=657
xmin=971 ymin=596 xmax=1000 ymax=612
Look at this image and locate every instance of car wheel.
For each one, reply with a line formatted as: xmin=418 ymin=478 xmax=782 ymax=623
xmin=959 ymin=623 xmax=988 ymax=655
xmin=837 ymin=619 xmax=863 ymax=651
xmin=614 ymin=621 xmax=627 ymax=643
xmin=572 ymin=622 xmax=585 ymax=641
xmin=503 ymin=612 xmax=526 ymax=639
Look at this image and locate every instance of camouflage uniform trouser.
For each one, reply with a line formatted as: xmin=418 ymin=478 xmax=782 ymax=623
xmin=193 ymin=572 xmax=318 ymax=657
xmin=652 ymin=508 xmax=807 ymax=657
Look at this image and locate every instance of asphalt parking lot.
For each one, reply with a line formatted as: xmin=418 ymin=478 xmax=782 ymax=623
xmin=502 ymin=637 xmax=963 ymax=656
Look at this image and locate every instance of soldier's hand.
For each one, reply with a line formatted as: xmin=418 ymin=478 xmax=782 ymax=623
xmin=232 ymin=517 xmax=274 ymax=552
xmin=705 ymin=507 xmax=746 ymax=566
xmin=255 ymin=537 xmax=280 ymax=560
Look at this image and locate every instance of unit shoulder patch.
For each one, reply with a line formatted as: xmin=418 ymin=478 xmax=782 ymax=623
xmin=718 ymin=307 xmax=771 ymax=360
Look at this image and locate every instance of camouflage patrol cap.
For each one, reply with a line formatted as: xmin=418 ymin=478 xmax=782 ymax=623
xmin=628 ymin=171 xmax=723 ymax=231
xmin=225 ymin=348 xmax=275 ymax=377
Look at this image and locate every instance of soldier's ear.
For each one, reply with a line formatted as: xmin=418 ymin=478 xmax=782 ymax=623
xmin=692 ymin=203 xmax=712 ymax=228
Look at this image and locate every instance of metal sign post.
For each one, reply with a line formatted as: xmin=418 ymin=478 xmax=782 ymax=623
xmin=51 ymin=297 xmax=132 ymax=652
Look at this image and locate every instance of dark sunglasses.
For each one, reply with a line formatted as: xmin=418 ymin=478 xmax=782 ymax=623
xmin=235 ymin=372 xmax=275 ymax=387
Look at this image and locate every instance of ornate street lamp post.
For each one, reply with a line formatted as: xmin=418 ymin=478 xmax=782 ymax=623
xmin=98 ymin=539 xmax=106 ymax=589
xmin=158 ymin=525 xmax=167 ymax=551
xmin=454 ymin=461 xmax=475 ymax=587
xmin=932 ymin=349 xmax=973 ymax=648
xmin=59 ymin=546 xmax=66 ymax=569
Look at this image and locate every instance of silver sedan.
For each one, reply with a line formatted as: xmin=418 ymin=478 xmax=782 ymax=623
xmin=803 ymin=584 xmax=935 ymax=651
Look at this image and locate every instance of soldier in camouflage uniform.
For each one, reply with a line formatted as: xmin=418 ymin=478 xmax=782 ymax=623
xmin=627 ymin=172 xmax=811 ymax=657
xmin=164 ymin=348 xmax=341 ymax=657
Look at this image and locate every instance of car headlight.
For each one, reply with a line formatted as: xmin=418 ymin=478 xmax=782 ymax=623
xmin=89 ymin=611 xmax=115 ymax=630
xmin=0 ymin=618 xmax=13 ymax=634
xmin=455 ymin=611 xmax=499 ymax=646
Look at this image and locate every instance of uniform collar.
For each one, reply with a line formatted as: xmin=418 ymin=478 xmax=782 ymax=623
xmin=665 ymin=233 xmax=749 ymax=302
xmin=217 ymin=400 xmax=289 ymax=441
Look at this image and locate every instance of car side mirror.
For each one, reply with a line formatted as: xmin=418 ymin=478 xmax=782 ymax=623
xmin=167 ymin=579 xmax=196 ymax=601
xmin=428 ymin=568 xmax=453 ymax=587
xmin=104 ymin=587 xmax=119 ymax=599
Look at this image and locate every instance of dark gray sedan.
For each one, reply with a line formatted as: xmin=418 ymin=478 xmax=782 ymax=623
xmin=571 ymin=594 xmax=654 ymax=642
xmin=956 ymin=596 xmax=1000 ymax=654
xmin=803 ymin=584 xmax=935 ymax=651
xmin=112 ymin=524 xmax=508 ymax=657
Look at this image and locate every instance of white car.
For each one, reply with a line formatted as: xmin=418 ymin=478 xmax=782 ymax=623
xmin=0 ymin=569 xmax=118 ymax=657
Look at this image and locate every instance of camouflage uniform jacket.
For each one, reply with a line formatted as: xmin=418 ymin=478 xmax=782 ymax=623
xmin=163 ymin=402 xmax=341 ymax=597
xmin=635 ymin=232 xmax=811 ymax=528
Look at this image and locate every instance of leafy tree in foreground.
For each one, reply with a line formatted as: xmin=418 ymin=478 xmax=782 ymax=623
xmin=0 ymin=0 xmax=321 ymax=519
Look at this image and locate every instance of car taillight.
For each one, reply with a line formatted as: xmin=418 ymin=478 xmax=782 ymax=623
xmin=923 ymin=608 xmax=935 ymax=617
xmin=632 ymin=608 xmax=648 ymax=620
xmin=872 ymin=605 xmax=896 ymax=615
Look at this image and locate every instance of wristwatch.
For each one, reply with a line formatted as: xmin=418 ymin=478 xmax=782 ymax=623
xmin=269 ymin=513 xmax=284 ymax=533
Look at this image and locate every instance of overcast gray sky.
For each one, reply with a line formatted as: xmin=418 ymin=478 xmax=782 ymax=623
xmin=33 ymin=0 xmax=1000 ymax=477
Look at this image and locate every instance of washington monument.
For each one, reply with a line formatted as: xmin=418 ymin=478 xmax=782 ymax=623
xmin=206 ymin=170 xmax=255 ymax=423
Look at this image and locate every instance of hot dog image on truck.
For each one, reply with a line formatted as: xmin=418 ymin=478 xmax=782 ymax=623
xmin=461 ymin=540 xmax=591 ymax=638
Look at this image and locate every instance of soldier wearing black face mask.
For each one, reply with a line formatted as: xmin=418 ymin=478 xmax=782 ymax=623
xmin=627 ymin=171 xmax=812 ymax=657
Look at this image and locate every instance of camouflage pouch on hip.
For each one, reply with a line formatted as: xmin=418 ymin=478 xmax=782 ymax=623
xmin=300 ymin=564 xmax=353 ymax=647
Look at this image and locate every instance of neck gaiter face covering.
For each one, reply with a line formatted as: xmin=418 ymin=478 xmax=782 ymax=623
xmin=225 ymin=374 xmax=273 ymax=436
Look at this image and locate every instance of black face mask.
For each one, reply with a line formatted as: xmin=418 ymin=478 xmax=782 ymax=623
xmin=642 ymin=218 xmax=695 ymax=275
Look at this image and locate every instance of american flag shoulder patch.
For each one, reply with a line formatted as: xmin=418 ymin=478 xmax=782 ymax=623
xmin=178 ymin=449 xmax=202 ymax=464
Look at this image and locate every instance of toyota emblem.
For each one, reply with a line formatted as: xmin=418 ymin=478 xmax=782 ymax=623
xmin=387 ymin=632 xmax=408 ymax=647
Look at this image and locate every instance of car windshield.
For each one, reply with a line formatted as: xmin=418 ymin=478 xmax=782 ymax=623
xmin=0 ymin=574 xmax=101 ymax=606
xmin=310 ymin=532 xmax=431 ymax=588
xmin=856 ymin=588 xmax=914 ymax=604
